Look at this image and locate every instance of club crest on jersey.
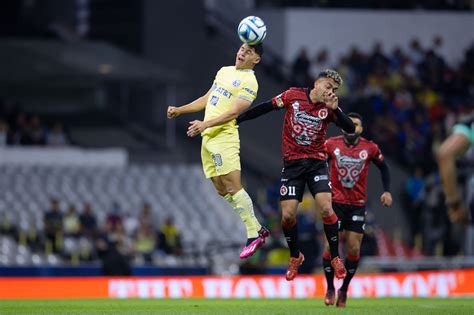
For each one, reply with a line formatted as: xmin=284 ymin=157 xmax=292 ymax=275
xmin=275 ymin=94 xmax=284 ymax=108
xmin=318 ymin=108 xmax=328 ymax=119
xmin=280 ymin=185 xmax=288 ymax=196
xmin=232 ymin=80 xmax=241 ymax=87
xmin=359 ymin=150 xmax=368 ymax=160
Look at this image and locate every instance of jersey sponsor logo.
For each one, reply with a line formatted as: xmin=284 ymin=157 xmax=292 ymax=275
xmin=359 ymin=150 xmax=368 ymax=160
xmin=291 ymin=102 xmax=324 ymax=146
xmin=211 ymin=84 xmax=233 ymax=99
xmin=314 ymin=175 xmax=328 ymax=182
xmin=275 ymin=94 xmax=284 ymax=108
xmin=352 ymin=215 xmax=364 ymax=222
xmin=243 ymin=87 xmax=256 ymax=97
xmin=210 ymin=95 xmax=219 ymax=106
xmin=318 ymin=108 xmax=328 ymax=119
xmin=334 ymin=147 xmax=365 ymax=189
xmin=232 ymin=80 xmax=241 ymax=87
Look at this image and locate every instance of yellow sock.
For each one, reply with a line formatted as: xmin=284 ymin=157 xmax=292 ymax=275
xmin=231 ymin=189 xmax=261 ymax=239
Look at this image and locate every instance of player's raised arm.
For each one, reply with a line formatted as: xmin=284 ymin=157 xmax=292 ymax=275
xmin=167 ymin=89 xmax=212 ymax=119
xmin=237 ymin=99 xmax=275 ymax=124
xmin=187 ymin=97 xmax=252 ymax=137
xmin=374 ymin=160 xmax=392 ymax=207
xmin=333 ymin=107 xmax=355 ymax=134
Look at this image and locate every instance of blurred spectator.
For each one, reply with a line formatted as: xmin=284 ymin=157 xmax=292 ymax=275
xmin=79 ymin=203 xmax=97 ymax=238
xmin=134 ymin=222 xmax=157 ymax=263
xmin=403 ymin=166 xmax=426 ymax=246
xmin=63 ymin=205 xmax=80 ymax=237
xmin=309 ymin=48 xmax=332 ymax=80
xmin=159 ymin=217 xmax=183 ymax=256
xmin=43 ymin=198 xmax=63 ymax=252
xmin=291 ymin=48 xmax=311 ymax=86
xmin=46 ymin=122 xmax=69 ymax=146
xmin=29 ymin=115 xmax=46 ymax=145
xmin=106 ymin=202 xmax=123 ymax=230
xmin=123 ymin=211 xmax=139 ymax=236
xmin=0 ymin=119 xmax=8 ymax=146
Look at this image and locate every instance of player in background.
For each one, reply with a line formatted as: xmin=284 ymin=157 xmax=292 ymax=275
xmin=437 ymin=114 xmax=473 ymax=225
xmin=167 ymin=43 xmax=269 ymax=259
xmin=323 ymin=112 xmax=392 ymax=307
xmin=238 ymin=69 xmax=355 ymax=281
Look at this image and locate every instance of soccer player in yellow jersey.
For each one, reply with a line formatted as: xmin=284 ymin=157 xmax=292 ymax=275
xmin=167 ymin=43 xmax=269 ymax=259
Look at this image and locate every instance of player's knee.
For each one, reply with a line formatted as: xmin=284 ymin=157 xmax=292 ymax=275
xmin=347 ymin=244 xmax=361 ymax=256
xmin=281 ymin=209 xmax=296 ymax=223
xmin=319 ymin=203 xmax=333 ymax=218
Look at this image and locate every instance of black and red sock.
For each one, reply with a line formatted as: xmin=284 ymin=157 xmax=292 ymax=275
xmin=282 ymin=218 xmax=299 ymax=258
xmin=340 ymin=253 xmax=360 ymax=292
xmin=323 ymin=213 xmax=339 ymax=259
xmin=322 ymin=250 xmax=334 ymax=290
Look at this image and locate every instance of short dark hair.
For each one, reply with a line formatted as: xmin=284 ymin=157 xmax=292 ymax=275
xmin=316 ymin=69 xmax=343 ymax=85
xmin=348 ymin=112 xmax=363 ymax=123
xmin=250 ymin=43 xmax=264 ymax=58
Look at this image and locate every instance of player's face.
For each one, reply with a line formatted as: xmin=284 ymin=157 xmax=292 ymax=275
xmin=343 ymin=117 xmax=363 ymax=142
xmin=312 ymin=77 xmax=339 ymax=103
xmin=235 ymin=44 xmax=261 ymax=69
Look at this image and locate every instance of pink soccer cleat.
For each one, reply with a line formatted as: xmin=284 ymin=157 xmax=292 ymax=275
xmin=239 ymin=227 xmax=269 ymax=259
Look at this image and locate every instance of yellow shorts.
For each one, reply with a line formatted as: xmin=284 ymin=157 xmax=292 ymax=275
xmin=201 ymin=132 xmax=241 ymax=178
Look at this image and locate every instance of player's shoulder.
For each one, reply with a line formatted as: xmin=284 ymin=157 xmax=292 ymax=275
xmin=327 ymin=135 xmax=344 ymax=144
xmin=359 ymin=137 xmax=379 ymax=149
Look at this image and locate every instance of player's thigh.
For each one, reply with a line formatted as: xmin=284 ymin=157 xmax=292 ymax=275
xmin=345 ymin=230 xmax=364 ymax=255
xmin=219 ymin=170 xmax=242 ymax=195
xmin=280 ymin=199 xmax=300 ymax=221
xmin=279 ymin=159 xmax=306 ymax=202
xmin=210 ymin=134 xmax=241 ymax=177
xmin=201 ymin=136 xmax=218 ymax=179
xmin=306 ymin=159 xmax=331 ymax=197
xmin=342 ymin=205 xmax=366 ymax=234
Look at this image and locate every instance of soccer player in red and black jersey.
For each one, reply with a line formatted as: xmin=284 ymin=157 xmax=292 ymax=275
xmin=323 ymin=112 xmax=392 ymax=307
xmin=237 ymin=69 xmax=355 ymax=281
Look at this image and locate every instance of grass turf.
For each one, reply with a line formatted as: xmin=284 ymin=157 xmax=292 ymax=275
xmin=0 ymin=298 xmax=473 ymax=314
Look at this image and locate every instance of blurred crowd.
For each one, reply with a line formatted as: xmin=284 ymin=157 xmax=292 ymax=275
xmin=0 ymin=99 xmax=70 ymax=146
xmin=0 ymin=198 xmax=183 ymax=275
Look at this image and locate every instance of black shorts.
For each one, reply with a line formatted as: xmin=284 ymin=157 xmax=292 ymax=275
xmin=333 ymin=202 xmax=366 ymax=234
xmin=279 ymin=158 xmax=331 ymax=202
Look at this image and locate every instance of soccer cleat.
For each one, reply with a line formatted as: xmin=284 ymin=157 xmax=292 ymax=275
xmin=324 ymin=289 xmax=335 ymax=306
xmin=239 ymin=227 xmax=269 ymax=259
xmin=285 ymin=252 xmax=305 ymax=281
xmin=331 ymin=257 xmax=347 ymax=279
xmin=336 ymin=289 xmax=347 ymax=308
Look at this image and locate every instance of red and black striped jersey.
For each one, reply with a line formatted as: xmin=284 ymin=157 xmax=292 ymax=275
xmin=271 ymin=87 xmax=335 ymax=161
xmin=326 ymin=136 xmax=385 ymax=206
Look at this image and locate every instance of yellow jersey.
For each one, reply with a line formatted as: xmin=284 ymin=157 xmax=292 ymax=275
xmin=202 ymin=66 xmax=258 ymax=137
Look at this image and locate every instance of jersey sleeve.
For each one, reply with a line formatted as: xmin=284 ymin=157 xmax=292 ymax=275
xmin=271 ymin=90 xmax=290 ymax=110
xmin=371 ymin=142 xmax=385 ymax=164
xmin=237 ymin=76 xmax=258 ymax=103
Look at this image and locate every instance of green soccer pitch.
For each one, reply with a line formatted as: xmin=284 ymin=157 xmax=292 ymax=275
xmin=0 ymin=298 xmax=473 ymax=314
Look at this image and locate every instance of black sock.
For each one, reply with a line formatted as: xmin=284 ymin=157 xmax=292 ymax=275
xmin=323 ymin=222 xmax=339 ymax=259
xmin=282 ymin=219 xmax=299 ymax=258
xmin=340 ymin=257 xmax=359 ymax=291
xmin=323 ymin=256 xmax=334 ymax=290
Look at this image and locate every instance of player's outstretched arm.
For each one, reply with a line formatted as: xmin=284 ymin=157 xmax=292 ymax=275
xmin=437 ymin=133 xmax=470 ymax=223
xmin=167 ymin=89 xmax=211 ymax=119
xmin=236 ymin=100 xmax=274 ymax=124
xmin=374 ymin=160 xmax=392 ymax=207
xmin=187 ymin=98 xmax=252 ymax=137
xmin=333 ymin=107 xmax=355 ymax=133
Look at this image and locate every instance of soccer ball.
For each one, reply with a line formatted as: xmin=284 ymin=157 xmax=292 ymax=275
xmin=237 ymin=16 xmax=267 ymax=45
